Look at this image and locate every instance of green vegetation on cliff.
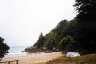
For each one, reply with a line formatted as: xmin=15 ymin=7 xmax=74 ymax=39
xmin=25 ymin=0 xmax=96 ymax=54
xmin=24 ymin=18 xmax=89 ymax=54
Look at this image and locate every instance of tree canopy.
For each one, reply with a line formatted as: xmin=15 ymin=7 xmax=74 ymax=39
xmin=73 ymin=0 xmax=96 ymax=54
xmin=0 ymin=37 xmax=10 ymax=59
xmin=74 ymin=0 xmax=96 ymax=20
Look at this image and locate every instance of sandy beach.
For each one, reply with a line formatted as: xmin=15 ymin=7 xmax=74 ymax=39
xmin=1 ymin=52 xmax=63 ymax=64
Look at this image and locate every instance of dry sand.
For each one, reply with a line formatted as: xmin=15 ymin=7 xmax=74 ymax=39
xmin=1 ymin=52 xmax=63 ymax=64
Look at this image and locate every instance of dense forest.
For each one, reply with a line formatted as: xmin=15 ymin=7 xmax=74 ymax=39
xmin=25 ymin=0 xmax=96 ymax=55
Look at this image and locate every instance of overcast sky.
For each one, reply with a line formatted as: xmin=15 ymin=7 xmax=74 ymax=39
xmin=0 ymin=0 xmax=76 ymax=48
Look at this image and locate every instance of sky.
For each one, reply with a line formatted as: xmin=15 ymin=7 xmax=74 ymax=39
xmin=0 ymin=0 xmax=76 ymax=50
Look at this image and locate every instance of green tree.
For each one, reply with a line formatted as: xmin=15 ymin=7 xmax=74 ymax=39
xmin=58 ymin=35 xmax=79 ymax=52
xmin=0 ymin=37 xmax=10 ymax=59
xmin=33 ymin=33 xmax=45 ymax=49
xmin=44 ymin=20 xmax=69 ymax=51
xmin=44 ymin=32 xmax=57 ymax=51
xmin=74 ymin=0 xmax=96 ymax=54
xmin=74 ymin=0 xmax=96 ymax=20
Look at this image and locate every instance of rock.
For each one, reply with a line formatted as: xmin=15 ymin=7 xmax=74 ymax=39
xmin=66 ymin=52 xmax=80 ymax=57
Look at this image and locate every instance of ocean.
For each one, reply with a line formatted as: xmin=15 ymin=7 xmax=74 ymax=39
xmin=9 ymin=46 xmax=27 ymax=53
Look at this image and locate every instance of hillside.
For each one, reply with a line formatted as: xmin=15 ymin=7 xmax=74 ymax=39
xmin=25 ymin=19 xmax=80 ymax=53
xmin=25 ymin=0 xmax=96 ymax=54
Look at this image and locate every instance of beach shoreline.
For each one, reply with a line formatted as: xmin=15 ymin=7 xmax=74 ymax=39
xmin=1 ymin=52 xmax=63 ymax=64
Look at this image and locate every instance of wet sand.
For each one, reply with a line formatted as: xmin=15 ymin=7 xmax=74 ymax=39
xmin=1 ymin=52 xmax=63 ymax=64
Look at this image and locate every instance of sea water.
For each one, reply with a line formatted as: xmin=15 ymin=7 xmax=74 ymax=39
xmin=9 ymin=46 xmax=26 ymax=53
xmin=2 ymin=46 xmax=27 ymax=61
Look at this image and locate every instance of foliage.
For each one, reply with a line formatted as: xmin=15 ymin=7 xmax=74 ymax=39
xmin=73 ymin=0 xmax=96 ymax=54
xmin=0 ymin=37 xmax=10 ymax=59
xmin=25 ymin=0 xmax=96 ymax=54
xmin=58 ymin=35 xmax=76 ymax=52
xmin=74 ymin=0 xmax=96 ymax=20
xmin=43 ymin=20 xmax=70 ymax=51
xmin=25 ymin=19 xmax=79 ymax=52
xmin=33 ymin=33 xmax=45 ymax=49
